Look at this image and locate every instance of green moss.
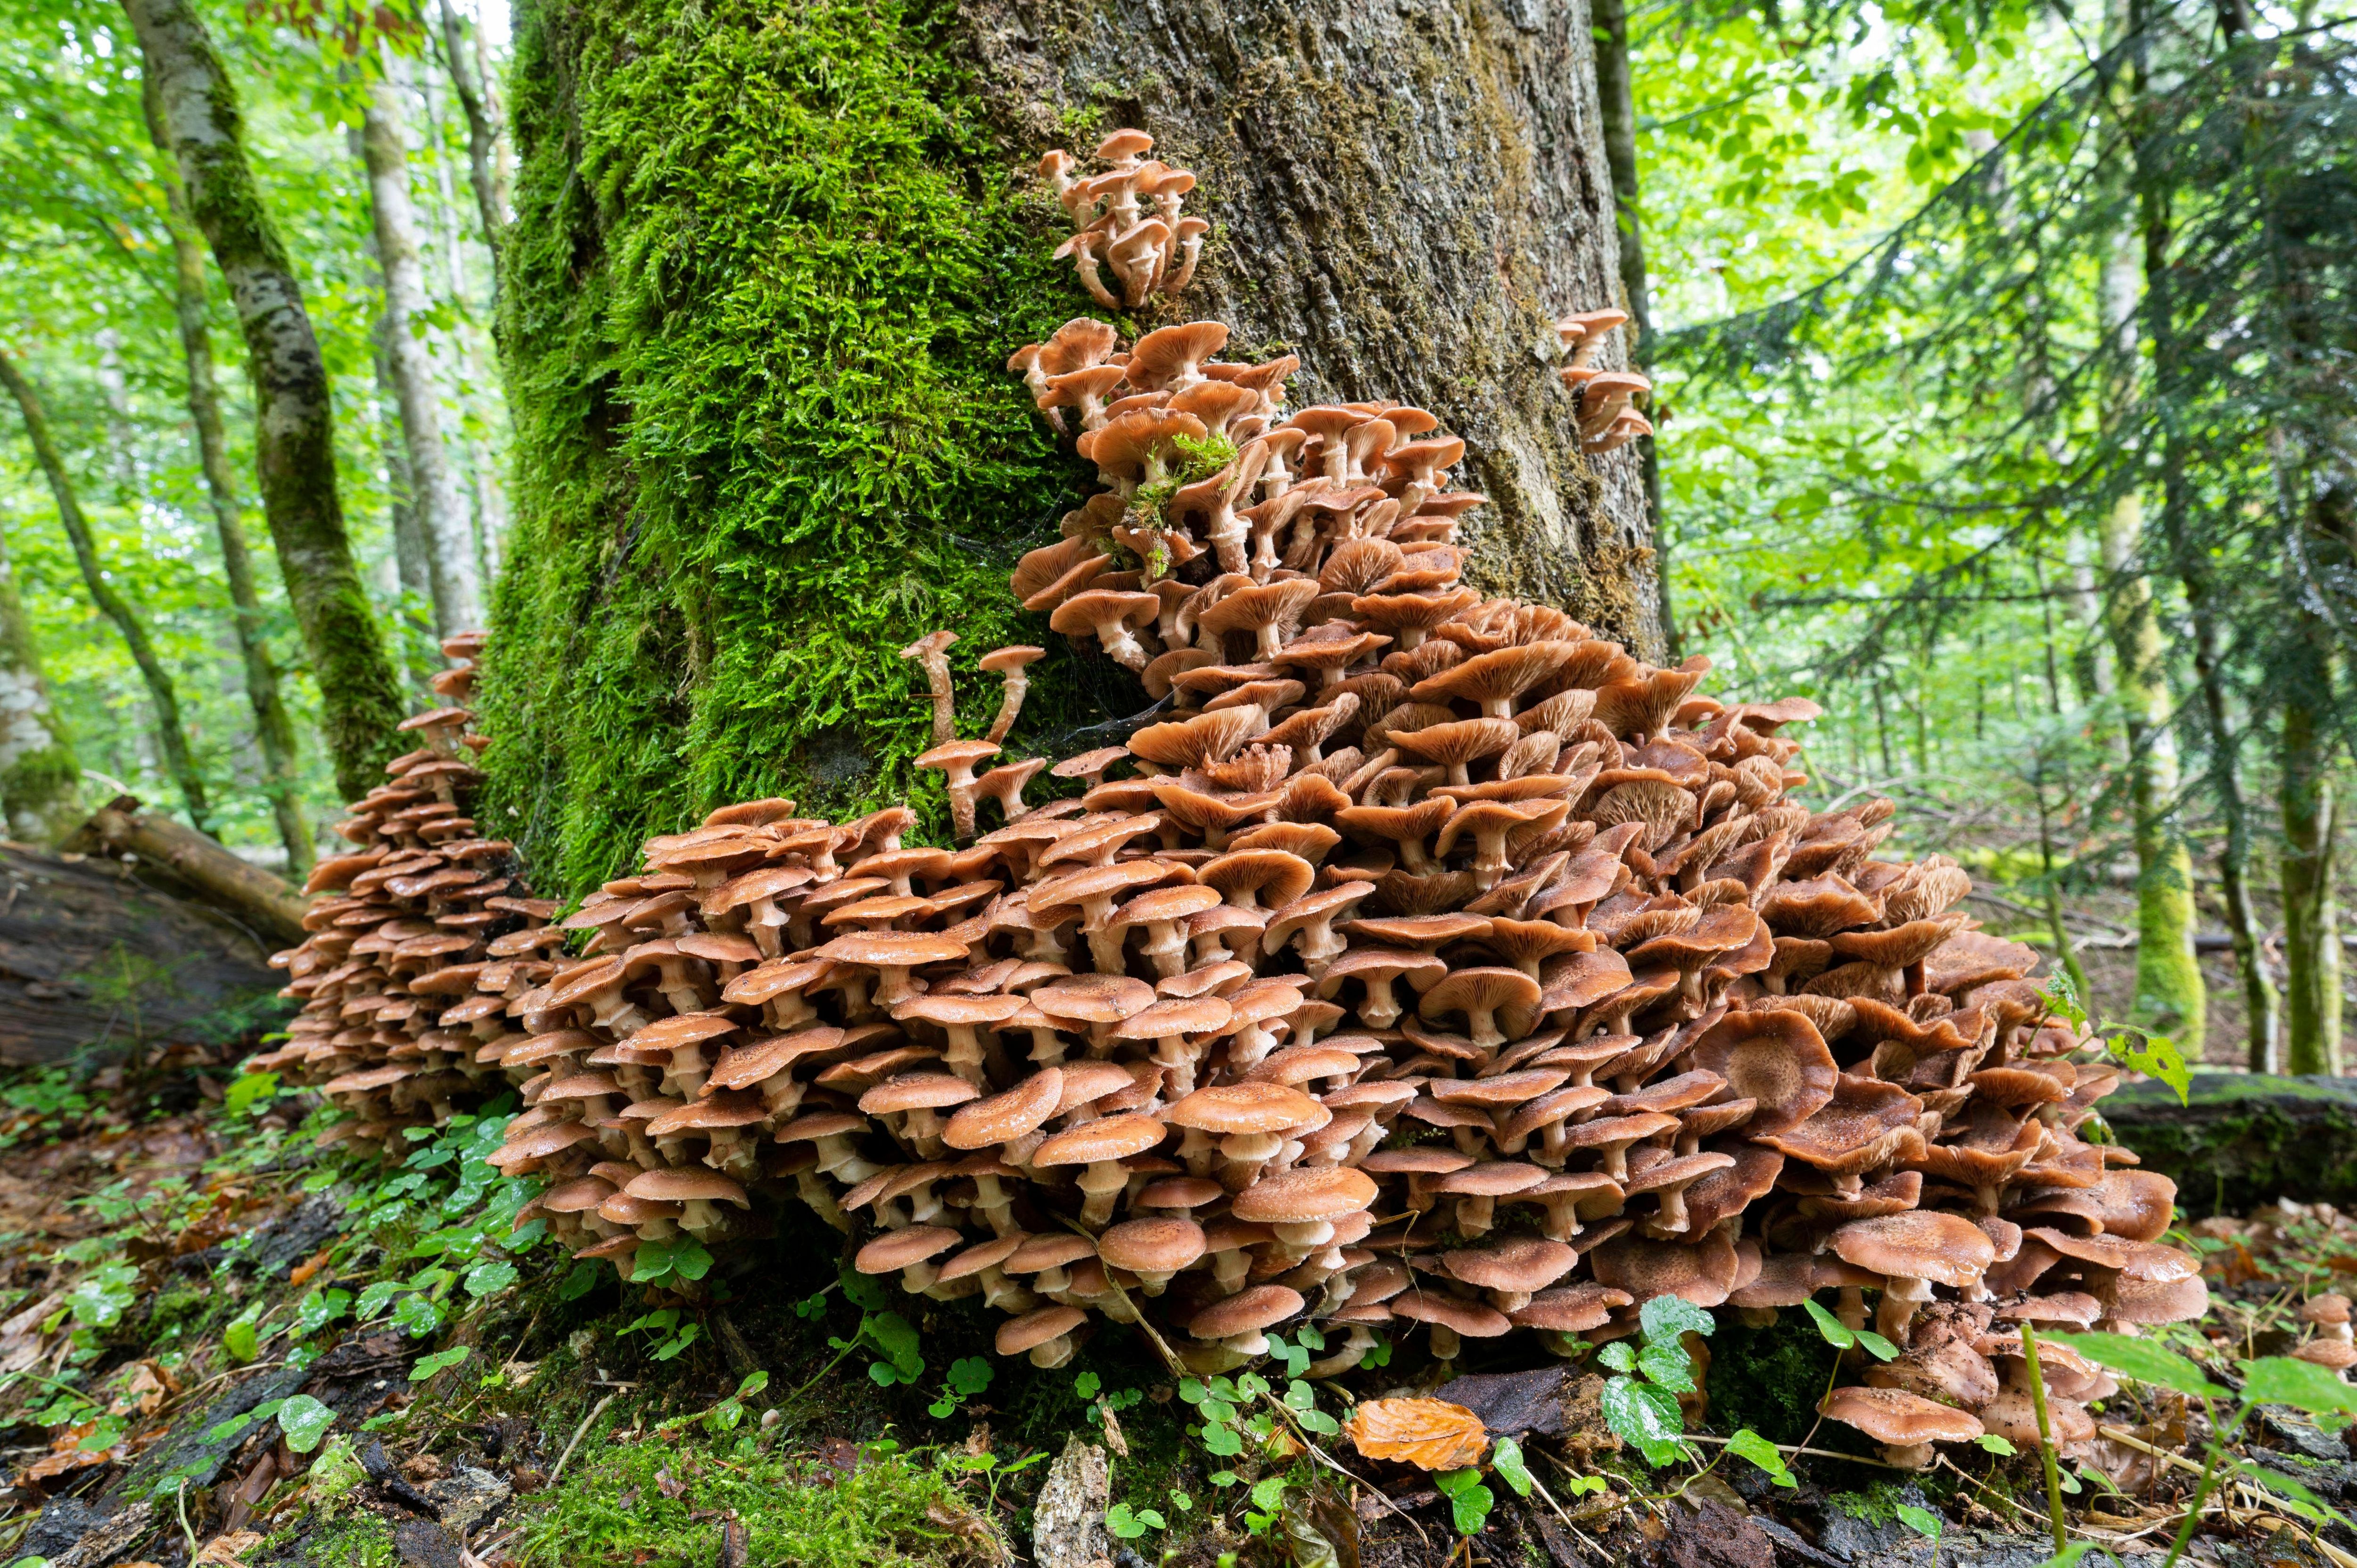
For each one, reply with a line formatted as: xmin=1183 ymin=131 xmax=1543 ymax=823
xmin=1705 ymin=1310 xmax=1830 ymax=1448
xmin=484 ymin=0 xmax=1110 ymax=892
xmin=515 ymin=1428 xmax=975 ymax=1568
xmin=262 ymin=1511 xmax=398 ymax=1568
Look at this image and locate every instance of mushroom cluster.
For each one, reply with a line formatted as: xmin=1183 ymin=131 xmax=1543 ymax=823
xmin=1038 ymin=130 xmax=1206 ymax=310
xmin=247 ymin=632 xmax=561 ymax=1154
xmin=243 ymin=131 xmax=2202 ymax=1421
xmin=1555 ymin=310 xmax=1654 ymax=456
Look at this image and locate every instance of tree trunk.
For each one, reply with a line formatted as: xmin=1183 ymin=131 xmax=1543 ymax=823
xmin=2095 ymin=73 xmax=2204 ymax=1056
xmin=121 ymin=0 xmax=408 ymax=804
xmin=357 ymin=64 xmax=483 ymax=638
xmin=435 ymin=0 xmax=509 ymax=289
xmin=143 ymin=93 xmax=315 ymax=877
xmin=488 ymin=0 xmax=1654 ymax=889
xmin=0 ymin=524 xmax=82 ymax=845
xmin=362 ymin=218 xmax=442 ymax=690
xmin=0 ymin=351 xmax=215 ymax=836
xmin=2097 ymin=490 xmax=2206 ymax=1057
xmin=964 ymin=0 xmax=1655 ymax=640
xmin=2280 ymin=654 xmax=2341 ymax=1075
xmin=1590 ymin=0 xmax=1671 ymax=652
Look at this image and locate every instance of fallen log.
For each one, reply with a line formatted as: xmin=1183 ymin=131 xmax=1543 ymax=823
xmin=0 ymin=839 xmax=283 ymax=1067
xmin=63 ymin=796 xmax=308 ymax=947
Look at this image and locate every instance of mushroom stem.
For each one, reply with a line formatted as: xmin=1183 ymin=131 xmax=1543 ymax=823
xmin=901 ymin=631 xmax=960 ymax=747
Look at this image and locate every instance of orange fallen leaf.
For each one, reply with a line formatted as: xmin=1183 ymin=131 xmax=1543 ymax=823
xmin=1341 ymin=1397 xmax=1488 ymax=1471
xmin=288 ymin=1244 xmax=335 ymax=1289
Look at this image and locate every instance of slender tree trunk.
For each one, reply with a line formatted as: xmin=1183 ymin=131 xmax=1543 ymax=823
xmin=0 ymin=352 xmax=214 ymax=835
xmin=1590 ymin=0 xmax=1672 ymax=654
xmin=2181 ymin=574 xmax=2276 ymax=1069
xmin=418 ymin=63 xmax=510 ymax=586
xmin=0 ymin=524 xmax=82 ymax=844
xmin=2097 ymin=490 xmax=2207 ymax=1055
xmin=357 ymin=65 xmax=482 ymax=638
xmin=364 ymin=249 xmax=441 ymax=690
xmin=2097 ymin=37 xmax=2206 ymax=1054
xmin=144 ymin=95 xmax=314 ymax=876
xmin=436 ymin=0 xmax=509 ymax=293
xmin=2280 ymin=650 xmax=2341 ymax=1075
xmin=121 ymin=0 xmax=407 ymax=803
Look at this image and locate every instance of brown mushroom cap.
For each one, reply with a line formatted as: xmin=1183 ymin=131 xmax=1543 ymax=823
xmin=1232 ymin=1166 xmax=1379 ymax=1224
xmin=1820 ymin=1386 xmax=1984 ymax=1448
xmin=625 ymin=1168 xmax=751 ymax=1207
xmin=997 ymin=1305 xmax=1089 ymax=1356
xmin=1167 ymin=1082 xmax=1324 ymax=1135
xmin=1190 ymin=1284 xmax=1305 ymax=1340
xmin=944 ymin=1069 xmax=1067 ymax=1150
xmin=1033 ymin=1112 xmax=1170 ymax=1166
xmin=1444 ymin=1236 xmax=1577 ymax=1295
xmin=1830 ymin=1211 xmax=1997 ymax=1289
xmin=1098 ymin=1217 xmax=1208 ymax=1274
xmin=1688 ymin=1008 xmax=1840 ymax=1134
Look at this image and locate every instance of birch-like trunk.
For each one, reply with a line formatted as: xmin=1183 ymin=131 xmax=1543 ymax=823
xmin=358 ymin=63 xmax=483 ymax=638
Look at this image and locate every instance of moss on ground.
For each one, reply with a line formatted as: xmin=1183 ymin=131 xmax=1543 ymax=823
xmin=513 ymin=1425 xmax=977 ymax=1568
xmin=1706 ymin=1310 xmax=1834 ymax=1449
xmin=486 ymin=0 xmax=1121 ymax=892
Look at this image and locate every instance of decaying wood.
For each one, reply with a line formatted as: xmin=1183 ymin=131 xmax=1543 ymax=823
xmin=65 ymin=796 xmax=308 ymax=948
xmin=0 ymin=841 xmax=281 ymax=1066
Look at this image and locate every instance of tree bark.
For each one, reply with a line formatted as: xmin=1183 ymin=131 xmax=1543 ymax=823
xmin=2097 ymin=490 xmax=2206 ymax=1057
xmin=120 ymin=0 xmax=408 ymax=804
xmin=962 ymin=0 xmax=1660 ymax=651
xmin=2280 ymin=656 xmax=2341 ymax=1075
xmin=360 ymin=210 xmax=442 ymax=689
xmin=357 ymin=65 xmax=483 ymax=638
xmin=0 ymin=523 xmax=82 ymax=845
xmin=435 ymin=0 xmax=510 ymax=291
xmin=143 ymin=92 xmax=314 ymax=877
xmin=0 ymin=351 xmax=215 ymax=836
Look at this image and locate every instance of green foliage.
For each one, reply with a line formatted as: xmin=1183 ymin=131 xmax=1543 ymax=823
xmin=1803 ymin=1297 xmax=1901 ymax=1362
xmin=482 ymin=0 xmax=1101 ymax=890
xmin=1727 ymin=1428 xmax=1799 ymax=1488
xmin=1600 ymin=1298 xmax=1714 ymax=1465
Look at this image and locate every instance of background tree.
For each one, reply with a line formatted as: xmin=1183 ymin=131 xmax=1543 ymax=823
xmin=122 ymin=0 xmax=408 ymax=801
xmin=0 ymin=350 xmax=214 ymax=832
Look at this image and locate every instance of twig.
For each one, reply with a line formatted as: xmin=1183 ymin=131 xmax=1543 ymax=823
xmin=546 ymin=1393 xmax=614 ymax=1488
xmin=1298 ymin=1440 xmax=1432 ymax=1550
xmin=2095 ymin=1425 xmax=2204 ymax=1477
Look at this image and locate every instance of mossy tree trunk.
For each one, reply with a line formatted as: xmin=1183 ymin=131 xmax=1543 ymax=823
xmin=146 ymin=91 xmax=314 ymax=876
xmin=486 ymin=0 xmax=1648 ymax=892
xmin=122 ymin=0 xmax=408 ymax=803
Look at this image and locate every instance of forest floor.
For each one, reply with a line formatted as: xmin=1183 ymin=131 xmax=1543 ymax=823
xmin=5 ymin=1036 xmax=2357 ymax=1568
